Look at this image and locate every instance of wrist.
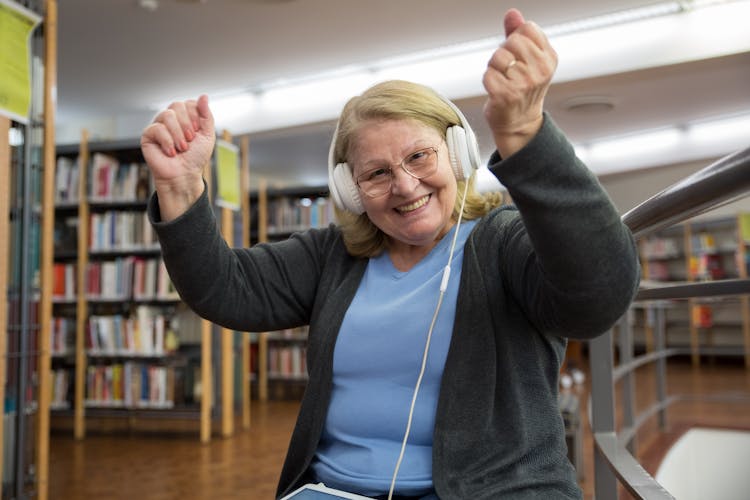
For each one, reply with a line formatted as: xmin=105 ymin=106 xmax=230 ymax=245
xmin=492 ymin=115 xmax=544 ymax=158
xmin=154 ymin=176 xmax=205 ymax=222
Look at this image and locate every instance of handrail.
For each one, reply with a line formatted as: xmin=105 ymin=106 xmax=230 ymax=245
xmin=589 ymin=145 xmax=750 ymax=500
xmin=637 ymin=278 xmax=750 ymax=301
xmin=622 ymin=146 xmax=750 ymax=238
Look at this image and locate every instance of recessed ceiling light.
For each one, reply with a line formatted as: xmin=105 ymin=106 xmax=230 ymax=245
xmin=138 ymin=0 xmax=159 ymax=11
xmin=560 ymin=95 xmax=617 ymax=114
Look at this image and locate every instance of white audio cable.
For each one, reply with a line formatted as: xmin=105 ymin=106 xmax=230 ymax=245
xmin=387 ymin=179 xmax=470 ymax=500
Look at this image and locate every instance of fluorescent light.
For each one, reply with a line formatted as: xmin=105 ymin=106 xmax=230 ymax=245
xmin=172 ymin=0 xmax=750 ymax=140
xmin=209 ymin=93 xmax=257 ymax=128
xmin=687 ymin=113 xmax=750 ymax=144
xmin=249 ymin=1 xmax=738 ymax=98
xmin=588 ymin=127 xmax=683 ymax=160
xmin=259 ymin=72 xmax=375 ymax=111
xmin=545 ymin=2 xmax=683 ymax=37
xmin=574 ymin=145 xmax=589 ymax=164
xmin=573 ymin=110 xmax=750 ymax=176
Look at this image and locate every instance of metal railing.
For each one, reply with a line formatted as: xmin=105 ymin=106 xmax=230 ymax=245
xmin=588 ymin=146 xmax=750 ymax=499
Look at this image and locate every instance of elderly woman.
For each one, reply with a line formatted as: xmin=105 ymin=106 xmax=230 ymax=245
xmin=141 ymin=8 xmax=639 ymax=500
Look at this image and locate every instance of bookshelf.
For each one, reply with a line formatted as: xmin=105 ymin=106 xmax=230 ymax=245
xmin=51 ymin=134 xmax=247 ymax=441
xmin=0 ymin=1 xmax=56 ymax=498
xmin=636 ymin=213 xmax=750 ymax=366
xmin=249 ymin=184 xmax=333 ymax=401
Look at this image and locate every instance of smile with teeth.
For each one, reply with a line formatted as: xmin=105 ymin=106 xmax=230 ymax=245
xmin=396 ymin=194 xmax=430 ymax=213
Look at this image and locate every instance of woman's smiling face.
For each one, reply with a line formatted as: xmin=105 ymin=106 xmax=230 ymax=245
xmin=349 ymin=118 xmax=457 ymax=254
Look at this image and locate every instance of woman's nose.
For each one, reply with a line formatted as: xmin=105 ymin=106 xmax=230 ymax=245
xmin=390 ymin=166 xmax=419 ymax=195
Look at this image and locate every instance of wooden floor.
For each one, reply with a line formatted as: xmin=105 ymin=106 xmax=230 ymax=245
xmin=48 ymin=357 xmax=750 ymax=500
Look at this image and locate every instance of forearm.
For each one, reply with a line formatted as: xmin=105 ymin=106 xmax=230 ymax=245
xmin=491 ymin=114 xmax=640 ymax=336
xmin=148 ymin=188 xmax=323 ymax=331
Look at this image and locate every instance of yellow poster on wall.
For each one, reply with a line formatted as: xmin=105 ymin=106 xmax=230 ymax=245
xmin=740 ymin=213 xmax=750 ymax=242
xmin=215 ymin=139 xmax=241 ymax=211
xmin=0 ymin=0 xmax=41 ymax=124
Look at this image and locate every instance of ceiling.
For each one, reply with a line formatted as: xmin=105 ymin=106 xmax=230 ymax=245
xmin=55 ymin=0 xmax=750 ymax=189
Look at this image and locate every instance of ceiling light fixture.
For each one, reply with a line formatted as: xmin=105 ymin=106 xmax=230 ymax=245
xmin=198 ymin=0 xmax=749 ymax=141
xmin=138 ymin=0 xmax=159 ymax=12
xmin=560 ymin=95 xmax=617 ymax=114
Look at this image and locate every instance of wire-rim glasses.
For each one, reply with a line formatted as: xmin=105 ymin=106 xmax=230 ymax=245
xmin=355 ymin=145 xmax=441 ymax=198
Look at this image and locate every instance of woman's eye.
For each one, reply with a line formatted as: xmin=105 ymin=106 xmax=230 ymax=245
xmin=407 ymin=150 xmax=429 ymax=165
xmin=367 ymin=168 xmax=390 ymax=180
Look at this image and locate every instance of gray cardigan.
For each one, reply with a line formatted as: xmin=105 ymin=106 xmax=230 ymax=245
xmin=149 ymin=115 xmax=640 ymax=499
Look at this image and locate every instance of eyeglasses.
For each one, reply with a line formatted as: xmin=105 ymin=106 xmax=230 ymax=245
xmin=355 ymin=145 xmax=441 ymax=198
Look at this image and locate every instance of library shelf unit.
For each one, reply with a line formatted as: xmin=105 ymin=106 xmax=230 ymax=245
xmin=51 ymin=131 xmax=251 ymax=442
xmin=249 ymin=183 xmax=333 ymax=401
xmin=634 ymin=212 xmax=750 ymax=366
xmin=0 ymin=2 xmax=57 ymax=499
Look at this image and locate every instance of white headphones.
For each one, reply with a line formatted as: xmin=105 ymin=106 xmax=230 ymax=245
xmin=327 ymin=96 xmax=481 ymax=215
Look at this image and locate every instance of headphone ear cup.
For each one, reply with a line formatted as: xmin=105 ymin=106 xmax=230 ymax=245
xmin=329 ymin=163 xmax=365 ymax=214
xmin=446 ymin=125 xmax=478 ymax=181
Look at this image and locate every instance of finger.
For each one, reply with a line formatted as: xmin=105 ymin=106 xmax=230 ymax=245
xmin=482 ymin=66 xmax=522 ymax=100
xmin=182 ymin=99 xmax=199 ymax=141
xmin=502 ymin=28 xmax=556 ymax=80
xmin=518 ymin=20 xmax=554 ymax=53
xmin=504 ymin=8 xmax=525 ymax=38
xmin=166 ymin=101 xmax=193 ymax=150
xmin=504 ymin=23 xmax=544 ymax=56
xmin=142 ymin=122 xmax=178 ymax=158
xmin=159 ymin=108 xmax=193 ymax=153
xmin=486 ymin=48 xmax=518 ymax=78
xmin=482 ymin=67 xmax=507 ymax=96
xmin=196 ymin=95 xmax=215 ymax=136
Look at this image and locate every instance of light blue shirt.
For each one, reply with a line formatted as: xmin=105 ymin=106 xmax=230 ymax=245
xmin=311 ymin=219 xmax=478 ymax=497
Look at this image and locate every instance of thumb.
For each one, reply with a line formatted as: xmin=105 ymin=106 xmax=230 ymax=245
xmin=196 ymin=94 xmax=215 ymax=136
xmin=504 ymin=8 xmax=525 ymax=38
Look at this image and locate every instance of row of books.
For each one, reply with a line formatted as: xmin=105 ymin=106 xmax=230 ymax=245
xmin=87 ymin=307 xmax=177 ymax=356
xmin=89 ymin=210 xmax=158 ymax=252
xmin=267 ymin=344 xmax=308 ymax=380
xmin=51 ymin=370 xmax=70 ymax=410
xmin=640 ymin=236 xmax=681 ymax=260
xmin=54 ymin=156 xmax=80 ymax=204
xmin=689 ymin=253 xmax=727 ymax=281
xmin=85 ymin=362 xmax=175 ymax=409
xmin=86 ymin=258 xmax=133 ymax=300
xmin=51 ymin=316 xmax=75 ymax=355
xmin=691 ymin=232 xmax=737 ymax=256
xmin=52 ymin=263 xmax=76 ymax=301
xmin=55 ymin=154 xmax=154 ymax=204
xmin=641 ymin=220 xmax=748 ymax=260
xmin=53 ymin=257 xmax=179 ymax=301
xmin=267 ymin=196 xmax=335 ymax=234
xmin=90 ymin=153 xmax=153 ymax=202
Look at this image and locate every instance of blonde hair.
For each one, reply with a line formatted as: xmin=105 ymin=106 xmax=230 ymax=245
xmin=332 ymin=80 xmax=504 ymax=258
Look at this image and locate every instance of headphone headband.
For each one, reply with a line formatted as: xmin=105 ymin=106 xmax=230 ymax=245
xmin=327 ymin=91 xmax=480 ymax=214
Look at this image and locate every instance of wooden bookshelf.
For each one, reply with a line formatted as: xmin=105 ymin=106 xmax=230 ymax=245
xmin=249 ymin=183 xmax=332 ymax=401
xmin=51 ymin=133 xmax=247 ymax=441
xmin=0 ymin=3 xmax=57 ymax=499
xmin=637 ymin=214 xmax=750 ymax=366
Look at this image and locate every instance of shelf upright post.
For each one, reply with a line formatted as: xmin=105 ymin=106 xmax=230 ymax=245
xmin=684 ymin=224 xmax=701 ymax=366
xmin=200 ymin=143 xmax=214 ymax=443
xmin=258 ymin=179 xmax=269 ymax=402
xmin=240 ymin=136 xmax=251 ymax=429
xmin=219 ymin=130 xmax=234 ymax=438
xmin=0 ymin=115 xmax=10 ymax=492
xmin=37 ymin=1 xmax=58 ymax=497
xmin=738 ymin=213 xmax=750 ymax=368
xmin=74 ymin=130 xmax=90 ymax=439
